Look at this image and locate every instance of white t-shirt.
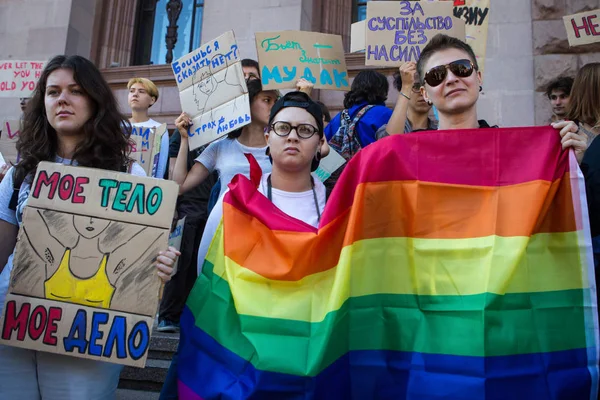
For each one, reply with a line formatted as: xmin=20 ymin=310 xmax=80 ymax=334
xmin=195 ymin=138 xmax=272 ymax=199
xmin=131 ymin=118 xmax=169 ymax=179
xmin=197 ymin=173 xmax=326 ymax=275
xmin=0 ymin=158 xmax=146 ymax=315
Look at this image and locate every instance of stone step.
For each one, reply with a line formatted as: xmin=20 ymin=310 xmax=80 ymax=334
xmin=119 ymin=359 xmax=171 ymax=392
xmin=116 ymin=388 xmax=160 ymax=400
xmin=148 ymin=331 xmax=179 ymax=361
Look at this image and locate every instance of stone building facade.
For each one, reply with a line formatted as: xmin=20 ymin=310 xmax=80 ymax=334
xmin=0 ymin=0 xmax=599 ymax=128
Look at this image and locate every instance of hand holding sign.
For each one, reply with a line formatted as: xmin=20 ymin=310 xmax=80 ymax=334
xmin=171 ymin=31 xmax=250 ymax=150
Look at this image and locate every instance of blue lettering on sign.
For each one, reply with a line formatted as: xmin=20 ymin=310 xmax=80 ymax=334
xmin=62 ymin=309 xmax=151 ymax=361
xmin=263 ymin=65 xmax=349 ymax=89
xmin=171 ymin=40 xmax=240 ymax=84
xmin=367 ymin=44 xmax=421 ymax=63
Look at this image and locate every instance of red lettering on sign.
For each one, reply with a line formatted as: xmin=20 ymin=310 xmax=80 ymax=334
xmin=2 ymin=301 xmax=29 ymax=341
xmin=43 ymin=307 xmax=62 ymax=346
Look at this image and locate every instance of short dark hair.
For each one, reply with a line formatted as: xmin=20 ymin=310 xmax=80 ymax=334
xmin=227 ymin=78 xmax=277 ymax=139
xmin=316 ymin=101 xmax=331 ymax=123
xmin=343 ymin=70 xmax=389 ymax=109
xmin=545 ymin=76 xmax=574 ymax=98
xmin=241 ymin=59 xmax=260 ymax=73
xmin=269 ymin=91 xmax=324 ymax=137
xmin=417 ymin=34 xmax=478 ymax=85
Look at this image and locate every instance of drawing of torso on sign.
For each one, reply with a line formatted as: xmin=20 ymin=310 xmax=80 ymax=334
xmin=17 ymin=211 xmax=163 ymax=310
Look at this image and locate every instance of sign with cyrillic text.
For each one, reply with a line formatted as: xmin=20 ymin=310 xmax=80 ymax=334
xmin=315 ymin=149 xmax=346 ymax=182
xmin=564 ymin=9 xmax=600 ymax=47
xmin=171 ymin=31 xmax=250 ymax=150
xmin=365 ymin=1 xmax=466 ymax=66
xmin=131 ymin=123 xmax=166 ymax=178
xmin=255 ymin=31 xmax=349 ymax=91
xmin=0 ymin=60 xmax=46 ymax=97
xmin=1 ymin=120 xmax=21 ymax=165
xmin=0 ymin=162 xmax=178 ymax=367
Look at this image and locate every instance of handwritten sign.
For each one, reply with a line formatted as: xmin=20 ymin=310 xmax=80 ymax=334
xmin=1 ymin=120 xmax=21 ymax=165
xmin=0 ymin=162 xmax=178 ymax=367
xmin=168 ymin=217 xmax=186 ymax=276
xmin=445 ymin=0 xmax=491 ymax=72
xmin=0 ymin=60 xmax=45 ymax=98
xmin=315 ymin=149 xmax=346 ymax=182
xmin=363 ymin=1 xmax=465 ymax=66
xmin=564 ymin=9 xmax=600 ymax=47
xmin=171 ymin=31 xmax=250 ymax=151
xmin=131 ymin=123 xmax=166 ymax=177
xmin=255 ymin=31 xmax=350 ymax=91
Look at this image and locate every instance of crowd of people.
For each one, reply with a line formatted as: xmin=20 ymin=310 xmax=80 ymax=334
xmin=0 ymin=33 xmax=597 ymax=399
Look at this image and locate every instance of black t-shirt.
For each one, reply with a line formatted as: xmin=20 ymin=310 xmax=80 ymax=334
xmin=582 ymin=137 xmax=600 ymax=238
xmin=169 ymin=131 xmax=217 ymax=219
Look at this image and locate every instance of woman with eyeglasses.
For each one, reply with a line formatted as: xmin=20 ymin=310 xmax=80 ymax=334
xmin=377 ymin=61 xmax=437 ymax=138
xmin=192 ymin=91 xmax=327 ymax=275
xmin=415 ymin=34 xmax=587 ymax=162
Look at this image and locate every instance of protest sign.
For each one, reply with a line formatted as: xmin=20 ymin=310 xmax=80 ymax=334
xmin=171 ymin=31 xmax=249 ymax=151
xmin=1 ymin=120 xmax=21 ymax=165
xmin=168 ymin=217 xmax=186 ymax=276
xmin=362 ymin=1 xmax=465 ymax=66
xmin=0 ymin=60 xmax=45 ymax=97
xmin=315 ymin=149 xmax=346 ymax=182
xmin=351 ymin=21 xmax=367 ymax=53
xmin=564 ymin=9 xmax=600 ymax=47
xmin=449 ymin=0 xmax=490 ymax=72
xmin=255 ymin=31 xmax=350 ymax=91
xmin=0 ymin=162 xmax=178 ymax=367
xmin=130 ymin=123 xmax=166 ymax=177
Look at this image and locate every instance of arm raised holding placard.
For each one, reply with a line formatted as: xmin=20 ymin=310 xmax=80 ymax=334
xmin=172 ymin=112 xmax=212 ymax=194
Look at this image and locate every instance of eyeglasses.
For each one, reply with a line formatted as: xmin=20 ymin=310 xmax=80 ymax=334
xmin=271 ymin=121 xmax=318 ymax=139
xmin=424 ymin=59 xmax=476 ymax=87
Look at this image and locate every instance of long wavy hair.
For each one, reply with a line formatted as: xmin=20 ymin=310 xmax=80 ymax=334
xmin=566 ymin=63 xmax=600 ymax=128
xmin=14 ymin=55 xmax=132 ymax=186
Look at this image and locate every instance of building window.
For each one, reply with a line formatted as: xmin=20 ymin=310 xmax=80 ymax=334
xmin=353 ymin=0 xmax=372 ymax=22
xmin=133 ymin=0 xmax=204 ymax=66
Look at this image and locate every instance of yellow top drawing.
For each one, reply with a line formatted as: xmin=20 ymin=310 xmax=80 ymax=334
xmin=44 ymin=249 xmax=115 ymax=308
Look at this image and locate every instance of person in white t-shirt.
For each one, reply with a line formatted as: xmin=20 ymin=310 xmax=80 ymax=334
xmin=128 ymin=77 xmax=169 ymax=178
xmin=192 ymin=91 xmax=328 ymax=275
xmin=0 ymin=55 xmax=179 ymax=400
xmin=172 ymin=78 xmax=279 ymax=199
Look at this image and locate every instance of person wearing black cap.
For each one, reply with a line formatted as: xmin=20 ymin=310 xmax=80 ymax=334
xmin=195 ymin=91 xmax=327 ymax=272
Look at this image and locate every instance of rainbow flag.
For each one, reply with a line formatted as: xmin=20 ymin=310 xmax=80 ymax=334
xmin=178 ymin=127 xmax=599 ymax=399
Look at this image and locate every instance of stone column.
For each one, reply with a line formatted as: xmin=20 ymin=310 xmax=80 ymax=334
xmin=92 ymin=0 xmax=139 ymax=68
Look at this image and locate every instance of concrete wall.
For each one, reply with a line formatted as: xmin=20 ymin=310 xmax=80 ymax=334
xmin=201 ymin=0 xmax=313 ymax=61
xmin=477 ymin=0 xmax=535 ymax=127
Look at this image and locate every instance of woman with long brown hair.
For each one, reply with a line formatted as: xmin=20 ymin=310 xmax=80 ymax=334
xmin=566 ymin=63 xmax=600 ymax=144
xmin=0 ymin=55 xmax=178 ymax=399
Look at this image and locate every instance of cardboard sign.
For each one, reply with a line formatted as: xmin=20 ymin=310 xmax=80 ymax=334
xmin=0 ymin=60 xmax=45 ymax=97
xmin=131 ymin=123 xmax=166 ymax=177
xmin=255 ymin=31 xmax=350 ymax=91
xmin=0 ymin=162 xmax=178 ymax=367
xmin=1 ymin=120 xmax=21 ymax=165
xmin=168 ymin=217 xmax=186 ymax=276
xmin=171 ymin=31 xmax=250 ymax=151
xmin=564 ymin=9 xmax=600 ymax=47
xmin=314 ymin=149 xmax=346 ymax=182
xmin=448 ymin=0 xmax=491 ymax=72
xmin=351 ymin=21 xmax=367 ymax=53
xmin=363 ymin=1 xmax=465 ymax=66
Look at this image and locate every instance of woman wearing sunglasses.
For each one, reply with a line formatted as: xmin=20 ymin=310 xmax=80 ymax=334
xmin=415 ymin=34 xmax=587 ymax=162
xmin=193 ymin=91 xmax=327 ymax=274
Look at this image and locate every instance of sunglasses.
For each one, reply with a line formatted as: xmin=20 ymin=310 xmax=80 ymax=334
xmin=424 ymin=59 xmax=476 ymax=87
